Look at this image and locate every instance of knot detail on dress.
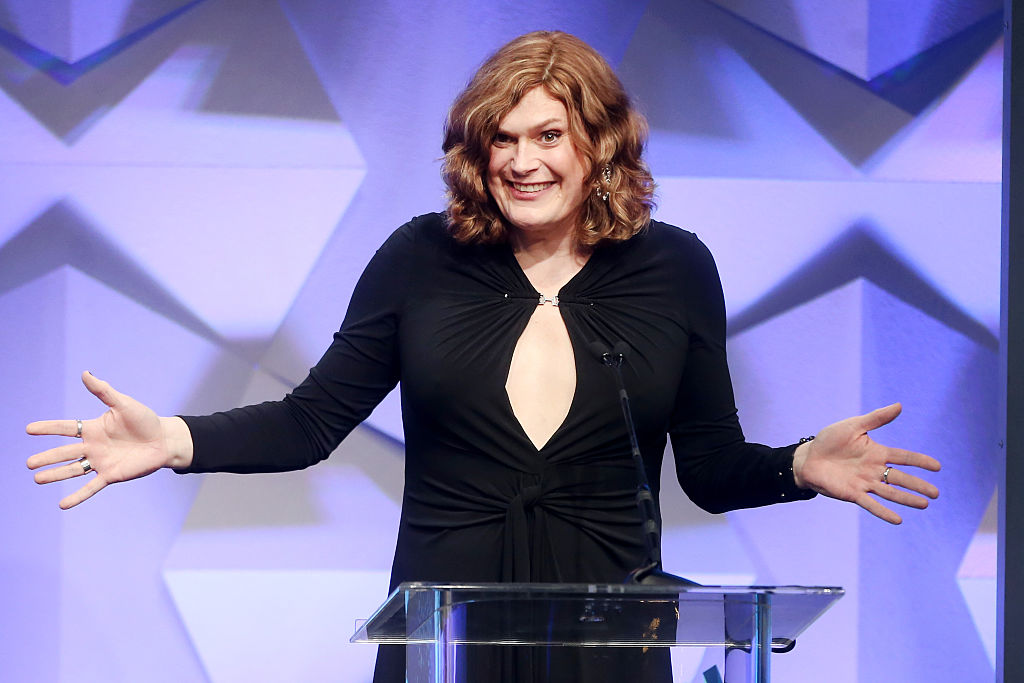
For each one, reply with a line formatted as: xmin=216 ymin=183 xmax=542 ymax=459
xmin=504 ymin=480 xmax=549 ymax=582
xmin=517 ymin=483 xmax=543 ymax=508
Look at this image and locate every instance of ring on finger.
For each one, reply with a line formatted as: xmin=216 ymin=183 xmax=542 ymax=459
xmin=882 ymin=466 xmax=892 ymax=484
xmin=75 ymin=419 xmax=83 ymax=439
xmin=79 ymin=458 xmax=92 ymax=474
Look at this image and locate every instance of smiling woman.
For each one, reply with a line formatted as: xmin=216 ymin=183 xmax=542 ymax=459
xmin=26 ymin=29 xmax=942 ymax=683
xmin=485 ymin=88 xmax=589 ymax=242
xmin=442 ymin=31 xmax=655 ymax=246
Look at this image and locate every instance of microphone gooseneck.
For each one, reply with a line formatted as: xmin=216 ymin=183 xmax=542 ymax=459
xmin=592 ymin=341 xmax=699 ymax=587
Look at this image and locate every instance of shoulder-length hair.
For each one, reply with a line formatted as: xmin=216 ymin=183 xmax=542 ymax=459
xmin=442 ymin=31 xmax=655 ymax=247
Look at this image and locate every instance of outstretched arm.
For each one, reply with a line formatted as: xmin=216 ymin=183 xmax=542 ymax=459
xmin=26 ymin=371 xmax=193 ymax=510
xmin=792 ymin=403 xmax=941 ymax=525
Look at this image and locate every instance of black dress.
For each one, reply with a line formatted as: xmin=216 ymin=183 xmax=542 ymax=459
xmin=181 ymin=213 xmax=813 ymax=682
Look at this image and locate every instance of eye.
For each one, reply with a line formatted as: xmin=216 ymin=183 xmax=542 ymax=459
xmin=540 ymin=130 xmax=562 ymax=144
xmin=492 ymin=132 xmax=514 ymax=146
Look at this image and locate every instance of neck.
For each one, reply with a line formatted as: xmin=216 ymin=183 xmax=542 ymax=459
xmin=509 ymin=223 xmax=583 ymax=266
xmin=510 ymin=224 xmax=590 ymax=295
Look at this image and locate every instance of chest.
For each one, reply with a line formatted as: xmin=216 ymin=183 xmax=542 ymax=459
xmin=395 ymin=251 xmax=693 ymax=440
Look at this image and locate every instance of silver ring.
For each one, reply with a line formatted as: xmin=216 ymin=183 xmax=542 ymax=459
xmin=882 ymin=466 xmax=892 ymax=484
xmin=75 ymin=419 xmax=83 ymax=439
xmin=80 ymin=458 xmax=92 ymax=474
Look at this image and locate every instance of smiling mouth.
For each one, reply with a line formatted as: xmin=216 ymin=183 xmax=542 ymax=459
xmin=509 ymin=181 xmax=554 ymax=193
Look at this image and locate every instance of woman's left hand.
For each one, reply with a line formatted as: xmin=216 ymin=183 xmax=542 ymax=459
xmin=792 ymin=403 xmax=940 ymax=524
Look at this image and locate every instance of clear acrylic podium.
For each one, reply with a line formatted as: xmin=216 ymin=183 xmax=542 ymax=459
xmin=351 ymin=582 xmax=843 ymax=682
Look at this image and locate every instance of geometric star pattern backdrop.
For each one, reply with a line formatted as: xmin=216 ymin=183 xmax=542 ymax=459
xmin=0 ymin=1 xmax=1002 ymax=681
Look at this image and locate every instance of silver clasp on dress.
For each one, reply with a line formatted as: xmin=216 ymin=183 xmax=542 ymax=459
xmin=538 ymin=294 xmax=559 ymax=306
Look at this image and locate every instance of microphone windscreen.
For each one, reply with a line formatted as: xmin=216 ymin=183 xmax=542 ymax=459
xmin=588 ymin=340 xmax=611 ymax=362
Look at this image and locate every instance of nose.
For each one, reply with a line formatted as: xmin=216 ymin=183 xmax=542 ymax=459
xmin=509 ymin=141 xmax=539 ymax=175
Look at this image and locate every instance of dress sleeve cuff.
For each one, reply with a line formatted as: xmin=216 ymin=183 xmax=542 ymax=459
xmin=171 ymin=414 xmax=204 ymax=474
xmin=770 ymin=444 xmax=817 ymax=503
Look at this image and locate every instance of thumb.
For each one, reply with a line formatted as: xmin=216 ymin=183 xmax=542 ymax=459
xmin=859 ymin=402 xmax=902 ymax=432
xmin=81 ymin=371 xmax=121 ymax=409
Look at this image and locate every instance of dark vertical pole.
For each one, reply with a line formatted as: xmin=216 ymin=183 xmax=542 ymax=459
xmin=1000 ymin=1 xmax=1023 ymax=681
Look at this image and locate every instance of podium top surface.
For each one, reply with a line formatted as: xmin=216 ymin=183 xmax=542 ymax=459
xmin=351 ymin=582 xmax=844 ymax=647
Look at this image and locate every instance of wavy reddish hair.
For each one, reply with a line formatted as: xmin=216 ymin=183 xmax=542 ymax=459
xmin=442 ymin=31 xmax=655 ymax=246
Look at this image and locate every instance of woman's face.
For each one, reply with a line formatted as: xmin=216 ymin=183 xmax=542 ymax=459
xmin=487 ymin=87 xmax=589 ymax=242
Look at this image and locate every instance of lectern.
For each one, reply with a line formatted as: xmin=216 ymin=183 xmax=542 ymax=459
xmin=352 ymin=582 xmax=843 ymax=682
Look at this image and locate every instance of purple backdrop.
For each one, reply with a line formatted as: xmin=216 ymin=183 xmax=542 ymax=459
xmin=1 ymin=1 xmax=1001 ymax=681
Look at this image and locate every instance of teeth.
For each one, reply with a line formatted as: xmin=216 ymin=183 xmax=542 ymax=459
xmin=512 ymin=182 xmax=552 ymax=192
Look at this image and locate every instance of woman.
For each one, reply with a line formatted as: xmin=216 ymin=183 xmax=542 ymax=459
xmin=26 ymin=31 xmax=940 ymax=682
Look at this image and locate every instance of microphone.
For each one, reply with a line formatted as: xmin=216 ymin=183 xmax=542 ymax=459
xmin=590 ymin=341 xmax=699 ymax=587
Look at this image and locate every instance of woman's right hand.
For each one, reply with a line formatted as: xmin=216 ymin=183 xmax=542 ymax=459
xmin=26 ymin=371 xmax=193 ymax=509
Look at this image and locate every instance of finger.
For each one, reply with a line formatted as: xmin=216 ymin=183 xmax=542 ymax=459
xmin=857 ymin=494 xmax=902 ymax=525
xmin=60 ymin=477 xmax=107 ymax=510
xmin=859 ymin=403 xmax=902 ymax=432
xmin=884 ymin=468 xmax=939 ymax=499
xmin=34 ymin=458 xmax=93 ymax=484
xmin=885 ymin=449 xmax=941 ymax=473
xmin=874 ymin=482 xmax=932 ymax=509
xmin=82 ymin=371 xmax=121 ymax=409
xmin=26 ymin=419 xmax=82 ymax=438
xmin=26 ymin=442 xmax=86 ymax=470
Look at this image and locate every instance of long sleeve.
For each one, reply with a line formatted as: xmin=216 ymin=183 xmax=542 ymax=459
xmin=668 ymin=232 xmax=815 ymax=513
xmin=178 ymin=220 xmax=419 ymax=474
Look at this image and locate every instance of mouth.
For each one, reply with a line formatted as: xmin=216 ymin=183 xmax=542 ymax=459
xmin=508 ymin=181 xmax=554 ymax=194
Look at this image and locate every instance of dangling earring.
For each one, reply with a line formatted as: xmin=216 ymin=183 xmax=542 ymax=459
xmin=594 ymin=165 xmax=612 ymax=201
